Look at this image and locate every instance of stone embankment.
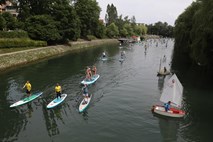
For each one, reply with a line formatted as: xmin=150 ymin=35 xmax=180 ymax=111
xmin=0 ymin=39 xmax=118 ymax=71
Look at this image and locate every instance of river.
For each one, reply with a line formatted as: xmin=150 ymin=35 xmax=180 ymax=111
xmin=1 ymin=39 xmax=213 ymax=142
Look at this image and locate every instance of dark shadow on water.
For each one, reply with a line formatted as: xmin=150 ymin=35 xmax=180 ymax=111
xmin=152 ymin=113 xmax=183 ymax=142
xmin=157 ymin=76 xmax=166 ymax=94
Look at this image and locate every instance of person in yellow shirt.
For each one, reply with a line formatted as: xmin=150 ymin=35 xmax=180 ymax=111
xmin=23 ymin=80 xmax=32 ymax=97
xmin=55 ymin=83 xmax=62 ymax=99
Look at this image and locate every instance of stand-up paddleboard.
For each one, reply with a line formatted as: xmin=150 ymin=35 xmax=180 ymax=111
xmin=119 ymin=58 xmax=125 ymax=62
xmin=81 ymin=74 xmax=100 ymax=85
xmin=47 ymin=94 xmax=67 ymax=109
xmin=79 ymin=94 xmax=92 ymax=113
xmin=101 ymin=57 xmax=108 ymax=61
xmin=10 ymin=92 xmax=43 ymax=108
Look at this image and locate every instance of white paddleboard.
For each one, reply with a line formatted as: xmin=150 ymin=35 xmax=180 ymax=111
xmin=79 ymin=94 xmax=92 ymax=112
xmin=10 ymin=92 xmax=43 ymax=108
xmin=81 ymin=74 xmax=100 ymax=85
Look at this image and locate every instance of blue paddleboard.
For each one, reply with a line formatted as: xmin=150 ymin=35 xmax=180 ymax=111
xmin=47 ymin=94 xmax=67 ymax=109
xmin=81 ymin=74 xmax=100 ymax=85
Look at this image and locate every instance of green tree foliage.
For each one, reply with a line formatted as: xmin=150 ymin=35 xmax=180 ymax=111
xmin=119 ymin=27 xmax=128 ymax=37
xmin=18 ymin=0 xmax=80 ymax=42
xmin=18 ymin=0 xmax=33 ymax=21
xmin=94 ymin=20 xmax=106 ymax=39
xmin=25 ymin=15 xmax=61 ymax=44
xmin=174 ymin=0 xmax=213 ymax=66
xmin=134 ymin=24 xmax=147 ymax=36
xmin=75 ymin=0 xmax=101 ymax=38
xmin=105 ymin=4 xmax=147 ymax=38
xmin=49 ymin=0 xmax=80 ymax=41
xmin=0 ymin=15 xmax=6 ymax=30
xmin=106 ymin=22 xmax=119 ymax=38
xmin=18 ymin=0 xmax=51 ymax=21
xmin=147 ymin=21 xmax=174 ymax=37
xmin=123 ymin=23 xmax=134 ymax=36
xmin=2 ymin=12 xmax=17 ymax=30
xmin=105 ymin=4 xmax=118 ymax=26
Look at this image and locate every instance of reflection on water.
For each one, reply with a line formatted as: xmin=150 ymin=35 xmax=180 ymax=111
xmin=153 ymin=113 xmax=182 ymax=142
xmin=158 ymin=76 xmax=165 ymax=94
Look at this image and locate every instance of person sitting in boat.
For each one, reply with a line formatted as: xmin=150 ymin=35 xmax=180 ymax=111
xmin=86 ymin=66 xmax=92 ymax=80
xmin=92 ymin=65 xmax=97 ymax=75
xmin=82 ymin=84 xmax=89 ymax=104
xmin=164 ymin=67 xmax=167 ymax=73
xmin=164 ymin=101 xmax=171 ymax=112
xmin=55 ymin=83 xmax=62 ymax=99
xmin=23 ymin=80 xmax=32 ymax=97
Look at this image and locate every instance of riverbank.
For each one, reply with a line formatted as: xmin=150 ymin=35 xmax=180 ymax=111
xmin=0 ymin=39 xmax=119 ymax=71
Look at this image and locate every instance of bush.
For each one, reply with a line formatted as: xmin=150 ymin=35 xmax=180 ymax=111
xmin=86 ymin=35 xmax=97 ymax=41
xmin=0 ymin=38 xmax=47 ymax=48
xmin=0 ymin=30 xmax=29 ymax=38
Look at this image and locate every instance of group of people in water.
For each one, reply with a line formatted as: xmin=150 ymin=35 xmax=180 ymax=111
xmin=85 ymin=66 xmax=97 ymax=81
xmin=22 ymin=65 xmax=98 ymax=105
xmin=23 ymin=80 xmax=63 ymax=100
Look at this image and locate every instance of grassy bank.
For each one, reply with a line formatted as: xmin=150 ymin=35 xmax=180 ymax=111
xmin=0 ymin=39 xmax=119 ymax=71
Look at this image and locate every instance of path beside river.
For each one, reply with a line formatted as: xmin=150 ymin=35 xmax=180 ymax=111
xmin=0 ymin=39 xmax=118 ymax=71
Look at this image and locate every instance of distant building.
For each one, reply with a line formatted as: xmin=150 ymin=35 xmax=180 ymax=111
xmin=0 ymin=1 xmax=18 ymax=17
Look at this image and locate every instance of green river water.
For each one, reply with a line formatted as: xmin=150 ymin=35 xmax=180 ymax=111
xmin=0 ymin=39 xmax=213 ymax=142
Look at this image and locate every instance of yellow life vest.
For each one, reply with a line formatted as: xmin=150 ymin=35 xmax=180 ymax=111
xmin=25 ymin=83 xmax=31 ymax=91
xmin=55 ymin=86 xmax=61 ymax=93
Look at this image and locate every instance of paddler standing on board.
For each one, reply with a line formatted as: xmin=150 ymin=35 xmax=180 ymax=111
xmin=23 ymin=80 xmax=32 ymax=97
xmin=86 ymin=66 xmax=92 ymax=81
xmin=92 ymin=65 xmax=97 ymax=75
xmin=102 ymin=51 xmax=106 ymax=58
xmin=55 ymin=83 xmax=62 ymax=99
xmin=82 ymin=84 xmax=89 ymax=104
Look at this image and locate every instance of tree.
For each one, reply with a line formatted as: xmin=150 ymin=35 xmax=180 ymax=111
xmin=174 ymin=1 xmax=201 ymax=60
xmin=147 ymin=21 xmax=173 ymax=37
xmin=2 ymin=12 xmax=17 ymax=30
xmin=105 ymin=4 xmax=118 ymax=26
xmin=50 ymin=0 xmax=80 ymax=41
xmin=94 ymin=20 xmax=106 ymax=39
xmin=75 ymin=0 xmax=101 ymax=38
xmin=123 ymin=23 xmax=134 ymax=36
xmin=25 ymin=15 xmax=61 ymax=44
xmin=0 ymin=15 xmax=6 ymax=30
xmin=18 ymin=0 xmax=52 ymax=21
xmin=106 ymin=22 xmax=119 ymax=38
xmin=119 ymin=27 xmax=128 ymax=37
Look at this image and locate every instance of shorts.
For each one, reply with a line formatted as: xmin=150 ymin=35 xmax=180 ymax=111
xmin=26 ymin=90 xmax=31 ymax=94
xmin=56 ymin=92 xmax=61 ymax=98
xmin=83 ymin=93 xmax=89 ymax=97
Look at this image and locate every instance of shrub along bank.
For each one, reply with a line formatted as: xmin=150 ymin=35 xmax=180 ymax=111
xmin=0 ymin=31 xmax=47 ymax=48
xmin=0 ymin=38 xmax=47 ymax=48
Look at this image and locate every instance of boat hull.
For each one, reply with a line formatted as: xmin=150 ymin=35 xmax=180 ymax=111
xmin=152 ymin=105 xmax=185 ymax=118
xmin=157 ymin=71 xmax=170 ymax=76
